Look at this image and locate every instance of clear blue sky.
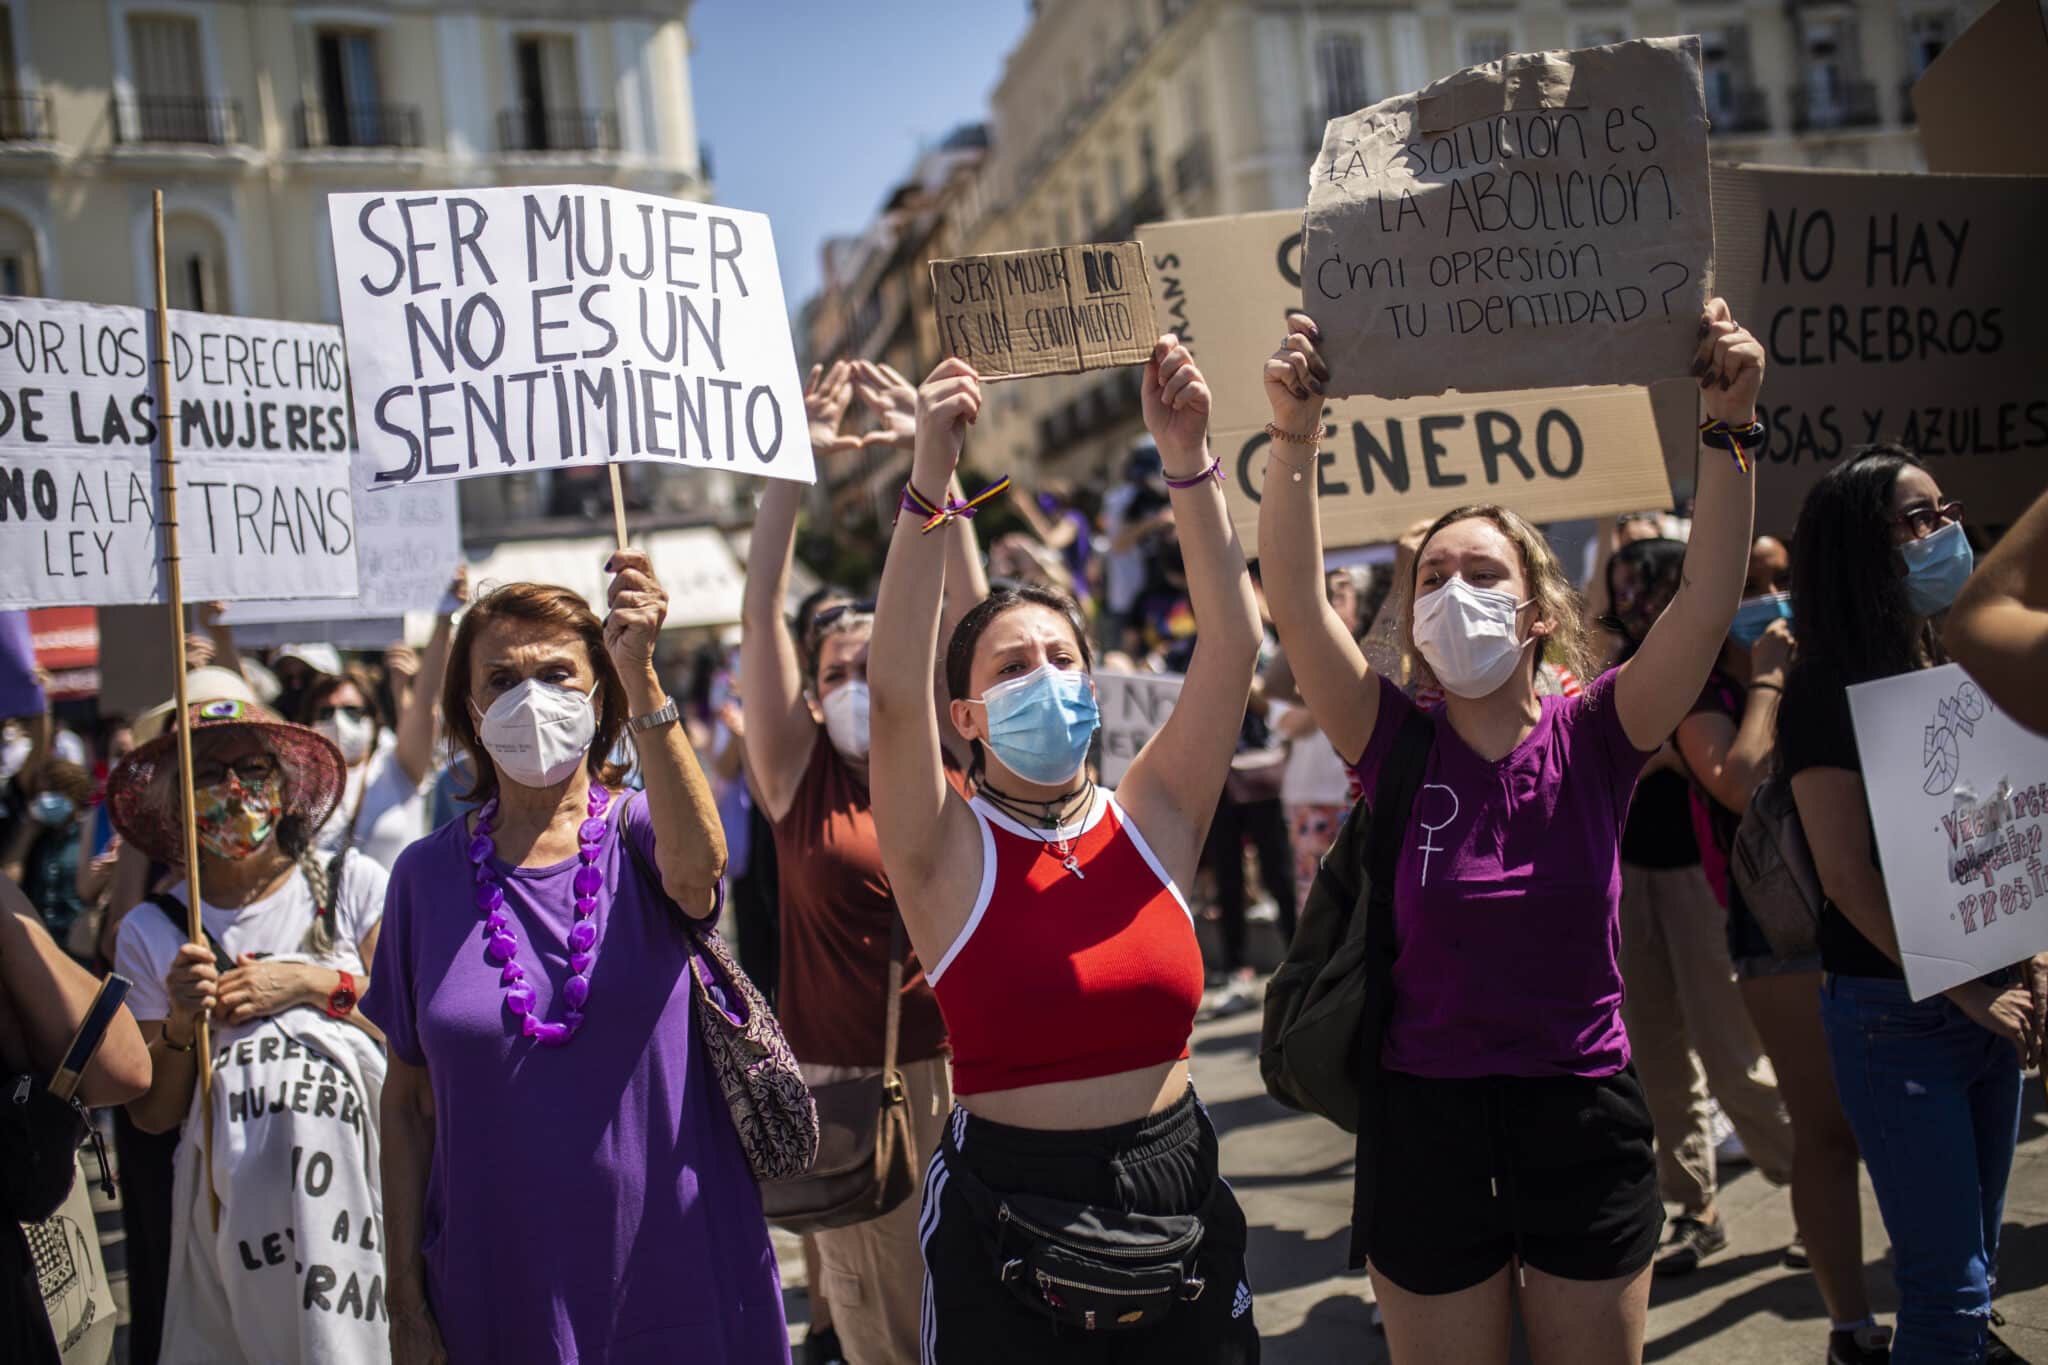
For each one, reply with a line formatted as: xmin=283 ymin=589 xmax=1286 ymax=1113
xmin=690 ymin=1 xmax=1033 ymax=315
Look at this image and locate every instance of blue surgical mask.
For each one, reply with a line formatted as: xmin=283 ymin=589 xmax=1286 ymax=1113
xmin=28 ymin=791 xmax=74 ymax=826
xmin=1728 ymin=592 xmax=1792 ymax=648
xmin=972 ymin=663 xmax=1100 ymax=786
xmin=1898 ymin=520 xmax=1974 ymax=617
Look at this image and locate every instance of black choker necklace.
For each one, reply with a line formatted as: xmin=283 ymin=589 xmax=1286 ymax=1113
xmin=978 ymin=780 xmax=1093 ymax=830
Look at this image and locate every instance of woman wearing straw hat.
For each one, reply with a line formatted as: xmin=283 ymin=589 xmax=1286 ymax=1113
xmin=108 ymin=692 xmax=392 ymax=1365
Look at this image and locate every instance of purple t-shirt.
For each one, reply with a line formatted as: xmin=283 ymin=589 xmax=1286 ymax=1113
xmin=1350 ymin=668 xmax=1653 ymax=1079
xmin=363 ymin=791 xmax=789 ymax=1364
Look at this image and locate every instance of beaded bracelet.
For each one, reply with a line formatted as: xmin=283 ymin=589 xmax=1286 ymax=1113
xmin=1163 ymin=457 xmax=1223 ymax=489
xmin=1699 ymin=417 xmax=1766 ymax=474
xmin=1264 ymin=421 xmax=1321 ymax=446
xmin=900 ymin=475 xmax=1011 ymax=533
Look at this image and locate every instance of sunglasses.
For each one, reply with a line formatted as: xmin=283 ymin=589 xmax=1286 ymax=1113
xmin=807 ymin=599 xmax=877 ymax=636
xmin=1890 ymin=499 xmax=1964 ymax=540
xmin=316 ymin=704 xmax=369 ymax=724
xmin=193 ymin=758 xmax=279 ymax=788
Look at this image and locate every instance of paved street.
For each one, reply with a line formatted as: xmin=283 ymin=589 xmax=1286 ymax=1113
xmin=783 ymin=1006 xmax=2048 ymax=1363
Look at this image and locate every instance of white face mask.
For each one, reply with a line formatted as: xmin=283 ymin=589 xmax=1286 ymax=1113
xmin=820 ymin=680 xmax=871 ymax=760
xmin=471 ymin=679 xmax=599 ymax=789
xmin=317 ymin=710 xmax=375 ymax=765
xmin=1412 ymin=576 xmax=1534 ymax=699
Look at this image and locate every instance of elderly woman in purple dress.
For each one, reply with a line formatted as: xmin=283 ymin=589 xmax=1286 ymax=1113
xmin=365 ymin=552 xmax=788 ymax=1364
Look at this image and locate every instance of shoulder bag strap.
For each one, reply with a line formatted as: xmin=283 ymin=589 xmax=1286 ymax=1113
xmin=881 ymin=914 xmax=906 ymax=1089
xmin=1367 ymin=709 xmax=1438 ymax=888
xmin=147 ymin=893 xmax=235 ymax=973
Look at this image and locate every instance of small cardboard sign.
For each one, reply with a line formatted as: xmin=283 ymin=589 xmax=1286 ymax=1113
xmin=1094 ymin=670 xmax=1184 ymax=787
xmin=0 ymin=298 xmax=361 ymax=609
xmin=930 ymin=242 xmax=1154 ymax=379
xmin=328 ymin=185 xmax=815 ymax=489
xmin=1847 ymin=663 xmax=2048 ymax=1000
xmin=1302 ymin=35 xmax=1714 ymax=400
xmin=1142 ymin=209 xmax=1683 ymax=551
xmin=1912 ymin=0 xmax=2048 ymax=176
xmin=1712 ymin=164 xmax=2048 ymax=536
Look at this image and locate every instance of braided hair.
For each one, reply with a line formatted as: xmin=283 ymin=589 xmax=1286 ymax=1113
xmin=275 ymin=810 xmax=338 ymax=955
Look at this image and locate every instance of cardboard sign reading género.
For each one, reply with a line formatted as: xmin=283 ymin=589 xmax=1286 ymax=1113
xmin=930 ymin=243 xmax=1154 ymax=380
xmin=1142 ymin=209 xmax=1684 ymax=551
xmin=1304 ymin=35 xmax=1713 ymax=400
xmin=329 ymin=185 xmax=815 ymax=488
xmin=1846 ymin=663 xmax=2048 ymax=1001
xmin=1713 ymin=165 xmax=2048 ymax=537
xmin=0 ymin=298 xmax=359 ymax=609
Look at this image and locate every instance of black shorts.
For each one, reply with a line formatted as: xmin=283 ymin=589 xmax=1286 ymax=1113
xmin=1367 ymin=1066 xmax=1663 ymax=1296
xmin=919 ymin=1091 xmax=1259 ymax=1364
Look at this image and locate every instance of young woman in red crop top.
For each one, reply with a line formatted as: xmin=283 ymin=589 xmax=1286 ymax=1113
xmin=868 ymin=338 xmax=1263 ymax=1363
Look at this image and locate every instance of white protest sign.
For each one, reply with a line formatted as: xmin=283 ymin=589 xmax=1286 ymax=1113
xmin=466 ymin=525 xmax=746 ymax=628
xmin=0 ymin=298 xmax=359 ymax=608
xmin=226 ymin=473 xmax=459 ymax=623
xmin=1095 ymin=670 xmax=1184 ymax=787
xmin=1847 ymin=662 xmax=2048 ymax=1000
xmin=329 ymin=185 xmax=815 ymax=490
xmin=1303 ymin=35 xmax=1713 ymax=399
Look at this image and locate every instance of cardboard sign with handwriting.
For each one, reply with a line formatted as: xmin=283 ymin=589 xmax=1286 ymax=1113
xmin=1911 ymin=0 xmax=2048 ymax=176
xmin=930 ymin=242 xmax=1154 ymax=380
xmin=1142 ymin=209 xmax=1684 ymax=551
xmin=1712 ymin=164 xmax=2048 ymax=536
xmin=1303 ymin=35 xmax=1713 ymax=399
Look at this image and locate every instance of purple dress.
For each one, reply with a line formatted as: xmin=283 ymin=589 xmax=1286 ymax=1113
xmin=364 ymin=791 xmax=788 ymax=1364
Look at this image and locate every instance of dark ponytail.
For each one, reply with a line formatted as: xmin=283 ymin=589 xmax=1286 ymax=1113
xmin=944 ymin=584 xmax=1092 ymax=790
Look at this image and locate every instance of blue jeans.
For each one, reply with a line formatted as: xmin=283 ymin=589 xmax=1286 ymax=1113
xmin=1821 ymin=974 xmax=2022 ymax=1362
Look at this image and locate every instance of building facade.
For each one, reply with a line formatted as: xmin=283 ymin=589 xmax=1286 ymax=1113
xmin=0 ymin=0 xmax=714 ymax=533
xmin=806 ymin=0 xmax=1981 ymax=491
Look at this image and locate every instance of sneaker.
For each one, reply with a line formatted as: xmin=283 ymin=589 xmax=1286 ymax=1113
xmin=1826 ymin=1324 xmax=1891 ymax=1364
xmin=1783 ymin=1234 xmax=1810 ymax=1269
xmin=1654 ymin=1213 xmax=1728 ymax=1277
xmin=1717 ymin=1128 xmax=1751 ymax=1168
xmin=1986 ymin=1314 xmax=2030 ymax=1365
xmin=803 ymin=1326 xmax=847 ymax=1365
xmin=1247 ymin=896 xmax=1280 ymax=925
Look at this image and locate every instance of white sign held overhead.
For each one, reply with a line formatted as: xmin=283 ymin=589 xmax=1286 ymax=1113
xmin=1847 ymin=663 xmax=2048 ymax=1001
xmin=328 ymin=186 xmax=816 ymax=490
xmin=1095 ymin=671 xmax=1185 ymax=787
xmin=226 ymin=472 xmax=459 ymax=624
xmin=0 ymin=297 xmax=359 ymax=609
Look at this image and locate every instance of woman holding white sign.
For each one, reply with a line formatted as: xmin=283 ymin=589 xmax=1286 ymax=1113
xmin=868 ymin=338 xmax=1263 ymax=1362
xmin=1256 ymin=299 xmax=1767 ymax=1365
xmin=1778 ymin=446 xmax=2040 ymax=1364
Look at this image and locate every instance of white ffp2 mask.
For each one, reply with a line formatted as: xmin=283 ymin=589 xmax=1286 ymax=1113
xmin=473 ymin=679 xmax=599 ymax=788
xmin=820 ymin=681 xmax=871 ymax=759
xmin=317 ymin=710 xmax=375 ymax=765
xmin=1412 ymin=577 xmax=1534 ymax=699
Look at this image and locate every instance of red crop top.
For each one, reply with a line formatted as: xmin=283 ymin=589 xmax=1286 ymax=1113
xmin=927 ymin=791 xmax=1205 ymax=1096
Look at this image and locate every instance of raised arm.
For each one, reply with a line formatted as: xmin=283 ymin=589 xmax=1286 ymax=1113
xmin=197 ymin=600 xmax=245 ymax=681
xmin=607 ymin=549 xmax=724 ymax=916
xmin=1616 ymin=299 xmax=1761 ymax=751
xmin=392 ymin=569 xmax=467 ymax=786
xmin=1116 ymin=338 xmax=1262 ymax=883
xmin=867 ymin=359 xmax=985 ymax=907
xmin=1256 ymin=312 xmax=1380 ymax=764
xmin=0 ymin=881 xmax=150 ymax=1105
xmin=739 ymin=362 xmax=857 ymax=820
xmin=1947 ymin=484 xmax=2048 ymax=735
xmin=1675 ymin=619 xmax=1790 ymax=814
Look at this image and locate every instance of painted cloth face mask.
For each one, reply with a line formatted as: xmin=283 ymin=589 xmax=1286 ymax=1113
xmin=1728 ymin=592 xmax=1792 ymax=648
xmin=971 ymin=663 xmax=1100 ymax=786
xmin=195 ymin=771 xmax=282 ymax=861
xmin=821 ymin=680 xmax=871 ymax=760
xmin=473 ymin=680 xmax=599 ymax=789
xmin=1898 ymin=520 xmax=1974 ymax=617
xmin=317 ymin=710 xmax=376 ymax=765
xmin=1412 ymin=576 xmax=1535 ymax=699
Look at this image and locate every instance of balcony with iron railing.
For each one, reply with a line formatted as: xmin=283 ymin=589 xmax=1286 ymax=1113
xmin=1706 ymin=86 xmax=1771 ymax=135
xmin=112 ymin=95 xmax=241 ymax=146
xmin=498 ymin=107 xmax=619 ymax=155
xmin=296 ymin=101 xmax=423 ymax=150
xmin=0 ymin=92 xmax=53 ymax=142
xmin=1789 ymin=78 xmax=1881 ymax=132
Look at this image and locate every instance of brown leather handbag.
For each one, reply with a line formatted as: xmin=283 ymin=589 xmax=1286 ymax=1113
xmin=759 ymin=919 xmax=918 ymax=1232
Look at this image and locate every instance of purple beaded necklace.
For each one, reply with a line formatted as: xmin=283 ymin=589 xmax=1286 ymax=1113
xmin=467 ymin=783 xmax=611 ymax=1048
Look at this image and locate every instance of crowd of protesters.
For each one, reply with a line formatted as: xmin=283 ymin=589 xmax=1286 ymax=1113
xmin=5 ymin=294 xmax=2048 ymax=1365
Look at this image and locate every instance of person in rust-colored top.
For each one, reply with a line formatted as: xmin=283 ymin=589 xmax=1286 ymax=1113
xmin=740 ymin=359 xmax=986 ymax=1365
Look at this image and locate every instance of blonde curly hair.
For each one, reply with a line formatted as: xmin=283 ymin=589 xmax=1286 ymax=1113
xmin=1398 ymin=504 xmax=1598 ymax=694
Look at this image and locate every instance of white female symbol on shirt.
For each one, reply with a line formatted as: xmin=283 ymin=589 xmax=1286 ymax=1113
xmin=1414 ymin=784 xmax=1460 ymax=886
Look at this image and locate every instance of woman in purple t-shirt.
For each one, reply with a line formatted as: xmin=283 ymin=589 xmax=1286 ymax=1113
xmin=366 ymin=553 xmax=789 ymax=1364
xmin=1256 ymin=300 xmax=1768 ymax=1365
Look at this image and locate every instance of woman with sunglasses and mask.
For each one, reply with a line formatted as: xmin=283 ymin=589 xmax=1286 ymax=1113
xmin=1779 ymin=446 xmax=2043 ymax=1363
xmin=1256 ymin=300 xmax=1766 ymax=1365
xmin=740 ymin=359 xmax=987 ymax=1364
xmin=869 ymin=338 xmax=1262 ymax=1363
xmin=108 ymin=693 xmax=390 ymax=1364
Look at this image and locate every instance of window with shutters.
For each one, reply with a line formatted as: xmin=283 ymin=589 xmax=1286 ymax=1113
xmin=510 ymin=32 xmax=598 ymax=151
xmin=164 ymin=213 xmax=228 ymax=314
xmin=1460 ymin=29 xmax=1513 ymax=67
xmin=1314 ymin=34 xmax=1368 ymax=121
xmin=313 ymin=27 xmax=386 ymax=147
xmin=0 ymin=211 xmax=39 ymax=296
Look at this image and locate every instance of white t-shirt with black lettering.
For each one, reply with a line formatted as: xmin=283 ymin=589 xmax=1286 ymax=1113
xmin=115 ymin=850 xmax=387 ymax=1024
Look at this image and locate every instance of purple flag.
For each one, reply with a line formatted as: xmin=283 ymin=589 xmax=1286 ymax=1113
xmin=0 ymin=611 xmax=44 ymax=717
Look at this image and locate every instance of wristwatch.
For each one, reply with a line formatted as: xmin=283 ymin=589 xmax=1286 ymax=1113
xmin=325 ymin=969 xmax=357 ymax=1019
xmin=627 ymin=696 xmax=681 ymax=733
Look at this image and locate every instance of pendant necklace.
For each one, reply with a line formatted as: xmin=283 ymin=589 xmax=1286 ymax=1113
xmin=980 ymin=781 xmax=1094 ymax=880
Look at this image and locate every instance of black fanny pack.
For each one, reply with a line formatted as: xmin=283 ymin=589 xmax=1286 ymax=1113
xmin=946 ymin=1157 xmax=1213 ymax=1333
